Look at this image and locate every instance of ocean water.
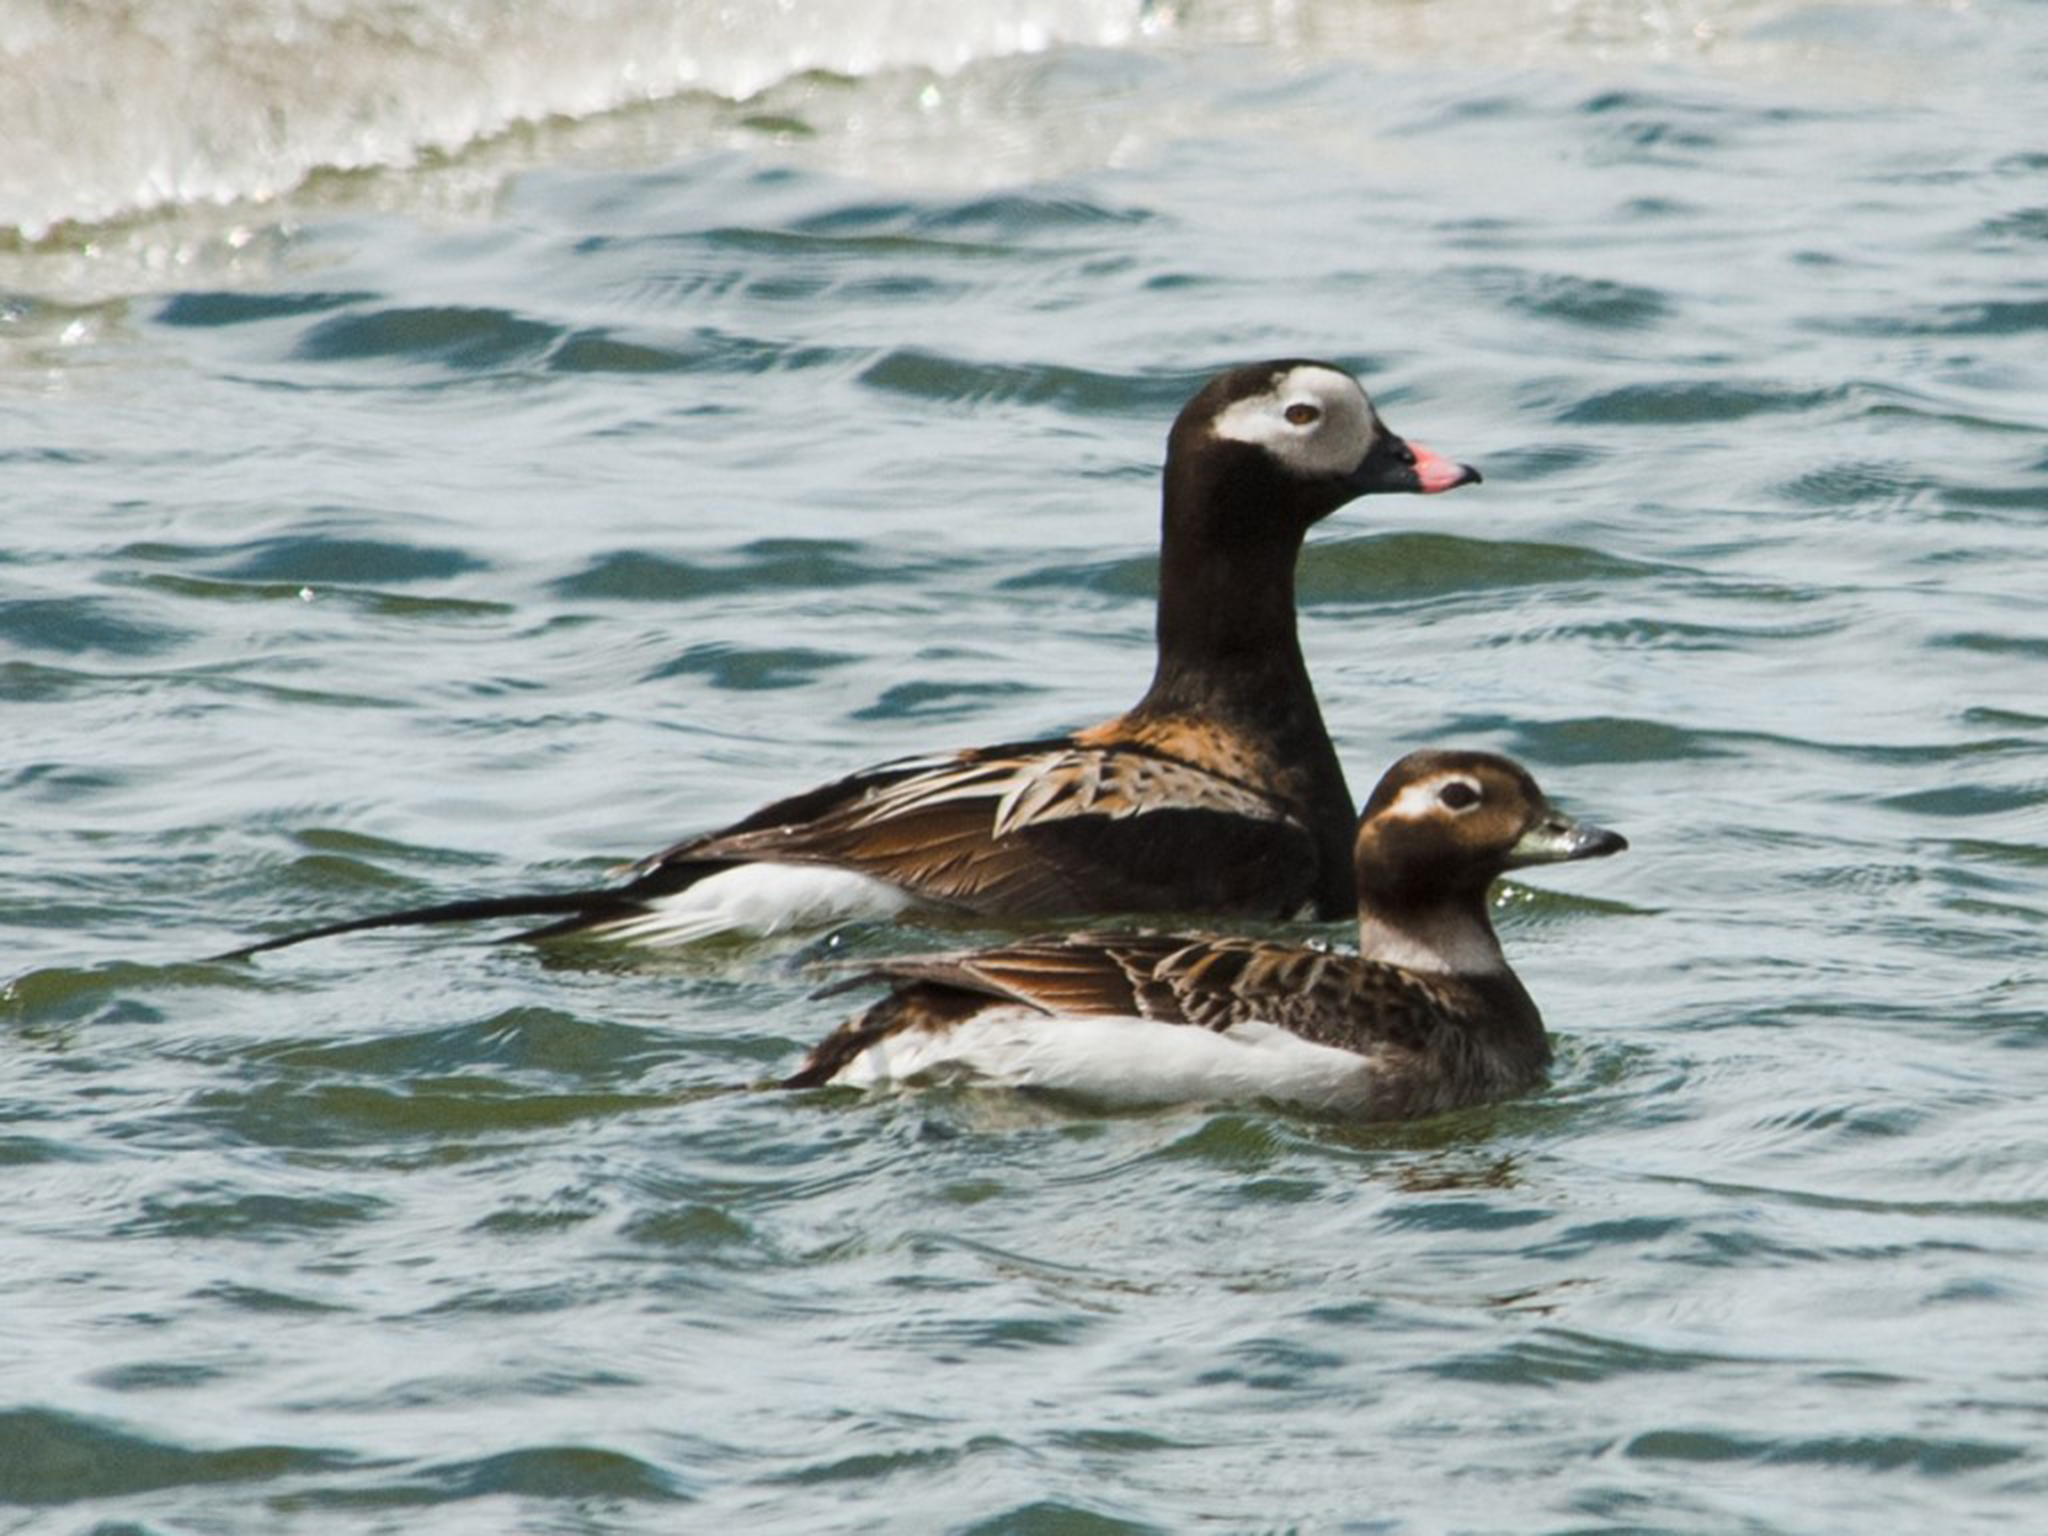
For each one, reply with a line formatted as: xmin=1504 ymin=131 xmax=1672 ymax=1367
xmin=4 ymin=1 xmax=2047 ymax=1530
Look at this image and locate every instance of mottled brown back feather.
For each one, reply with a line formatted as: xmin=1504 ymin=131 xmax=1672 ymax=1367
xmin=630 ymin=739 xmax=1324 ymax=920
xmin=788 ymin=931 xmax=1549 ymax=1110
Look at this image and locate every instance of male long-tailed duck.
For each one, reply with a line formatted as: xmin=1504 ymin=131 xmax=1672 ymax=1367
xmin=785 ymin=751 xmax=1625 ymax=1120
xmin=225 ymin=360 xmax=1479 ymax=959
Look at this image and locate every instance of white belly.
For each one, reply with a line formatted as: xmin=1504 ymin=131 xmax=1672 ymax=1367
xmin=585 ymin=864 xmax=920 ymax=947
xmin=830 ymin=1007 xmax=1381 ymax=1113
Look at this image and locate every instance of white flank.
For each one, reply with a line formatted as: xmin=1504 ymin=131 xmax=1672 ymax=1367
xmin=831 ymin=1007 xmax=1381 ymax=1113
xmin=584 ymin=864 xmax=920 ymax=947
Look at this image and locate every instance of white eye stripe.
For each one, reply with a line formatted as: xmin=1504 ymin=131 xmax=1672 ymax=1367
xmin=1211 ymin=365 xmax=1381 ymax=477
xmin=1386 ymin=774 xmax=1485 ymax=820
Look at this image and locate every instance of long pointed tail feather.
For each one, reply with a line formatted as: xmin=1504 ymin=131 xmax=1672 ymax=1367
xmin=212 ymin=888 xmax=631 ymax=962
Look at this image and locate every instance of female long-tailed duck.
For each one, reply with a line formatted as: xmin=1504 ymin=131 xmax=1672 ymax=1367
xmin=226 ymin=361 xmax=1478 ymax=959
xmin=784 ymin=751 xmax=1625 ymax=1120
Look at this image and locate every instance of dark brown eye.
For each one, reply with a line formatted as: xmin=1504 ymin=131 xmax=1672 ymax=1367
xmin=1284 ymin=402 xmax=1320 ymax=426
xmin=1440 ymin=780 xmax=1481 ymax=811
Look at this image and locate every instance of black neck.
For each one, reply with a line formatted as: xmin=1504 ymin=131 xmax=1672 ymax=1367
xmin=1125 ymin=448 xmax=1355 ymax=914
xmin=1140 ymin=533 xmax=1310 ymax=712
xmin=1135 ymin=446 xmax=1328 ymax=722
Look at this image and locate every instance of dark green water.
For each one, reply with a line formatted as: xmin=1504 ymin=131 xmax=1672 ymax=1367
xmin=5 ymin=3 xmax=2047 ymax=1531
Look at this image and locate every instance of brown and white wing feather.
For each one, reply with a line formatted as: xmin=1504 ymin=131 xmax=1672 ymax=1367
xmin=786 ymin=933 xmax=1493 ymax=1095
xmin=625 ymin=741 xmax=1321 ymax=918
xmin=1110 ymin=936 xmax=1469 ymax=1050
xmin=852 ymin=934 xmax=1466 ymax=1049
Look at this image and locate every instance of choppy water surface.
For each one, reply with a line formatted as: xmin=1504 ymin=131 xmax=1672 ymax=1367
xmin=5 ymin=1 xmax=2047 ymax=1530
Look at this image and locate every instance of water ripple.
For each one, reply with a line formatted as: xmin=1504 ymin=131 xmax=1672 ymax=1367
xmin=553 ymin=540 xmax=928 ymax=602
xmin=302 ymin=309 xmax=538 ymax=376
xmin=0 ymin=1408 xmax=352 ymax=1504
xmin=858 ymin=350 xmax=1162 ymax=412
xmin=1623 ymin=1427 xmax=2028 ymax=1477
xmin=9 ymin=11 xmax=2048 ymax=1532
xmin=157 ymin=289 xmax=375 ymax=328
xmin=1561 ymin=378 xmax=1836 ymax=426
xmin=1458 ymin=265 xmax=1675 ymax=331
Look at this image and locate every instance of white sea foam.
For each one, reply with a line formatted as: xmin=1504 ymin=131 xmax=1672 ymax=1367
xmin=3 ymin=0 xmax=1921 ymax=245
xmin=0 ymin=0 xmax=1156 ymax=240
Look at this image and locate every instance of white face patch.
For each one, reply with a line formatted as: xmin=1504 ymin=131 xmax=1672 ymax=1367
xmin=1210 ymin=364 xmax=1382 ymax=478
xmin=1385 ymin=772 xmax=1488 ymax=823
